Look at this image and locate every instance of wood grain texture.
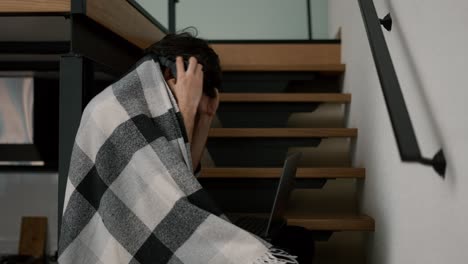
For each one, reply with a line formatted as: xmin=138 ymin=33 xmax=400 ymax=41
xmin=87 ymin=0 xmax=165 ymax=49
xmin=208 ymin=128 xmax=358 ymax=138
xmin=220 ymin=64 xmax=345 ymax=72
xmin=19 ymin=217 xmax=47 ymax=258
xmin=285 ymin=213 xmax=375 ymax=231
xmin=199 ymin=167 xmax=365 ymax=179
xmin=230 ymin=213 xmax=375 ymax=231
xmin=211 ymin=43 xmax=342 ymax=72
xmin=220 ymin=93 xmax=351 ymax=103
xmin=0 ymin=0 xmax=70 ymax=13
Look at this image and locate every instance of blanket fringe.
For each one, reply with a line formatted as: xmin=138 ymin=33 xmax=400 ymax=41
xmin=253 ymin=248 xmax=298 ymax=264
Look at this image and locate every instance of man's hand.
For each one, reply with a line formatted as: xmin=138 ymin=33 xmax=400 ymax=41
xmin=167 ymin=56 xmax=204 ymax=114
xmin=167 ymin=56 xmax=204 ymax=142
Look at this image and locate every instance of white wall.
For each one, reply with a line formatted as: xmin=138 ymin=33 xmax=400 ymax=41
xmin=329 ymin=0 xmax=468 ymax=263
xmin=0 ymin=173 xmax=58 ymax=254
xmin=137 ymin=0 xmax=330 ymax=39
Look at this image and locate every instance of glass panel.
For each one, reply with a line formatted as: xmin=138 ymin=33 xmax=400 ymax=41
xmin=130 ymin=0 xmax=169 ymax=32
xmin=133 ymin=0 xmax=333 ymax=40
xmin=177 ymin=0 xmax=309 ymax=40
xmin=311 ymin=0 xmax=330 ymax=39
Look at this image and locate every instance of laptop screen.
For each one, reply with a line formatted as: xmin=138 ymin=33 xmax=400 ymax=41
xmin=265 ymin=152 xmax=301 ymax=235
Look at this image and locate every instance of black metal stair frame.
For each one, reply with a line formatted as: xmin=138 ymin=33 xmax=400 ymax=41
xmin=56 ymin=12 xmax=149 ymax=235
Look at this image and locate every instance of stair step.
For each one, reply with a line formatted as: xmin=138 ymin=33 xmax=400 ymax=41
xmin=221 ymin=64 xmax=345 ymax=72
xmin=208 ymin=128 xmax=357 ymax=138
xmin=199 ymin=167 xmax=365 ymax=179
xmin=285 ymin=213 xmax=375 ymax=231
xmin=211 ymin=43 xmax=343 ymax=72
xmin=219 ymin=93 xmax=351 ymax=103
xmin=229 ymin=213 xmax=375 ymax=232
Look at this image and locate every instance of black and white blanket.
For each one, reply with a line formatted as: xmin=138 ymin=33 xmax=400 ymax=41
xmin=58 ymin=56 xmax=297 ymax=264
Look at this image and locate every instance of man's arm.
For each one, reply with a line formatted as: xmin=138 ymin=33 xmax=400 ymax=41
xmin=165 ymin=56 xmax=219 ymax=172
xmin=191 ymin=114 xmax=213 ymax=171
xmin=191 ymin=90 xmax=219 ymax=171
xmin=166 ymin=56 xmax=204 ymax=143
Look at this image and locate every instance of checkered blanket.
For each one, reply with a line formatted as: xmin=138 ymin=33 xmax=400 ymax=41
xmin=58 ymin=56 xmax=297 ymax=264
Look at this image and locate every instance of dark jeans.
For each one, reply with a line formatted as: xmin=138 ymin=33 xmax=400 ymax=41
xmin=272 ymin=226 xmax=315 ymax=264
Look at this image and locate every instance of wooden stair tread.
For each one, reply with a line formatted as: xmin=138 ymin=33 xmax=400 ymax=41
xmin=211 ymin=43 xmax=343 ymax=72
xmin=208 ymin=128 xmax=357 ymax=138
xmin=285 ymin=213 xmax=375 ymax=231
xmin=0 ymin=0 xmax=70 ymax=13
xmin=87 ymin=0 xmax=165 ymax=49
xmin=199 ymin=167 xmax=365 ymax=179
xmin=230 ymin=213 xmax=375 ymax=231
xmin=220 ymin=93 xmax=351 ymax=103
xmin=221 ymin=64 xmax=345 ymax=72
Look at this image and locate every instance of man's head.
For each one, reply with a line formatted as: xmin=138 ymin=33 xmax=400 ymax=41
xmin=145 ymin=32 xmax=222 ymax=97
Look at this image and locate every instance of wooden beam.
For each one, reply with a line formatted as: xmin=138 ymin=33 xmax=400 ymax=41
xmin=0 ymin=0 xmax=70 ymax=13
xmin=86 ymin=0 xmax=165 ymax=49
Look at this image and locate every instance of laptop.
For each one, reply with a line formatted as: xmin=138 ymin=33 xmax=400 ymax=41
xmin=229 ymin=152 xmax=302 ymax=241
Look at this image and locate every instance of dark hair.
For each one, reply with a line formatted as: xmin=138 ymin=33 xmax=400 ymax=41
xmin=145 ymin=31 xmax=222 ymax=97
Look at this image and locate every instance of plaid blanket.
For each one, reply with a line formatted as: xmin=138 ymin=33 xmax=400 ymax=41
xmin=58 ymin=56 xmax=297 ymax=264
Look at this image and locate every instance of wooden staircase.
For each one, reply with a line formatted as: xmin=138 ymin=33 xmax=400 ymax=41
xmin=200 ymin=42 xmax=374 ymax=259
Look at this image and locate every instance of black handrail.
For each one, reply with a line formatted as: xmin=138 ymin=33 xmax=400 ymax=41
xmin=357 ymin=0 xmax=446 ymax=177
xmin=306 ymin=0 xmax=312 ymax=40
xmin=168 ymin=0 xmax=177 ymax=33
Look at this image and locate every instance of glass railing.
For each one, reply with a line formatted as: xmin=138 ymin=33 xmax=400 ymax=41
xmin=128 ymin=0 xmax=334 ymax=40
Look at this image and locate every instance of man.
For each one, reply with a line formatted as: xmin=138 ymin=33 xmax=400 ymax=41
xmin=146 ymin=32 xmax=221 ymax=174
xmin=149 ymin=33 xmax=314 ymax=263
xmin=152 ymin=33 xmax=314 ymax=263
xmin=59 ymin=32 xmax=309 ymax=264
